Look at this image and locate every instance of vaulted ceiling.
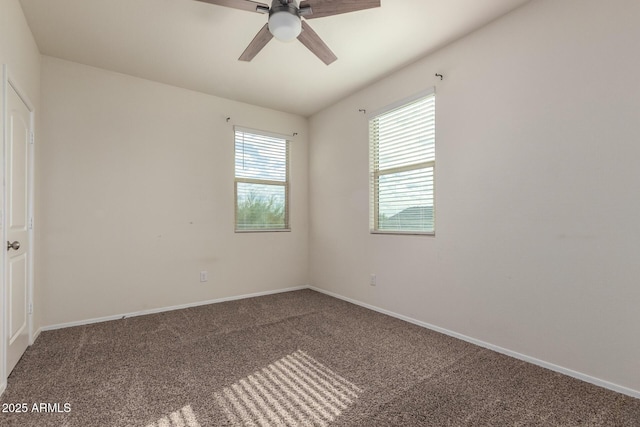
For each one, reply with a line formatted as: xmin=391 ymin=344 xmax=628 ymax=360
xmin=19 ymin=0 xmax=530 ymax=116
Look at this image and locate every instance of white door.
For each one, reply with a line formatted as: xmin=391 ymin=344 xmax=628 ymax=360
xmin=5 ymin=79 xmax=31 ymax=376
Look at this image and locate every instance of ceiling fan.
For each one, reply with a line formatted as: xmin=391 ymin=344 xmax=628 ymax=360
xmin=196 ymin=0 xmax=381 ymax=65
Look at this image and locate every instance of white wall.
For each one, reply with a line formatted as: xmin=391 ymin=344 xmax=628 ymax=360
xmin=38 ymin=57 xmax=309 ymax=327
xmin=0 ymin=0 xmax=41 ymax=392
xmin=309 ymin=0 xmax=640 ymax=394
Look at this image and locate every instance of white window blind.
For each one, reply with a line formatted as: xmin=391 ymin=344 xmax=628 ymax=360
xmin=369 ymin=91 xmax=435 ymax=234
xmin=234 ymin=128 xmax=289 ymax=231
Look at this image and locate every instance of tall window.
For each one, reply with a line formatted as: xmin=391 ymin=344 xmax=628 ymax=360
xmin=234 ymin=127 xmax=290 ymax=231
xmin=369 ymin=90 xmax=435 ymax=234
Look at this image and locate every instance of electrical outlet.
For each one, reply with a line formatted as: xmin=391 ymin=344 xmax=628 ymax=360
xmin=370 ymin=274 xmax=377 ymax=286
xmin=200 ymin=271 xmax=208 ymax=282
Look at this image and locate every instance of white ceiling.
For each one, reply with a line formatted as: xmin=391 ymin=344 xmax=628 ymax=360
xmin=19 ymin=0 xmax=530 ymax=117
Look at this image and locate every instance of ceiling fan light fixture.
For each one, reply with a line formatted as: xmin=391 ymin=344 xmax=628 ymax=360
xmin=268 ymin=11 xmax=302 ymax=42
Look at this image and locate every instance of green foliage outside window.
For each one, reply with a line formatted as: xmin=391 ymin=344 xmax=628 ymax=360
xmin=236 ymin=191 xmax=285 ymax=230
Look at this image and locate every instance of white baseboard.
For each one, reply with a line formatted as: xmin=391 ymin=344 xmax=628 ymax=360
xmin=32 ymin=327 xmax=42 ymax=343
xmin=40 ymin=285 xmax=308 ymax=332
xmin=308 ymin=286 xmax=640 ymax=400
xmin=0 ymin=381 xmax=6 ymax=397
xmin=33 ymin=284 xmax=640 ymax=399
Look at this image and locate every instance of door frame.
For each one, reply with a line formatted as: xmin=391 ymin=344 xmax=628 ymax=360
xmin=1 ymin=64 xmax=35 ymax=391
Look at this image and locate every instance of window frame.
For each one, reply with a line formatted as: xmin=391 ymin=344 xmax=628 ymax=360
xmin=369 ymin=88 xmax=436 ymax=236
xmin=234 ymin=126 xmax=291 ymax=233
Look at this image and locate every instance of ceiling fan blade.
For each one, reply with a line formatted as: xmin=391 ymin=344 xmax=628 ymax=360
xmin=299 ymin=0 xmax=380 ymax=19
xmin=239 ymin=23 xmax=274 ymax=61
xmin=195 ymin=0 xmax=269 ymax=14
xmin=297 ymin=21 xmax=337 ymax=65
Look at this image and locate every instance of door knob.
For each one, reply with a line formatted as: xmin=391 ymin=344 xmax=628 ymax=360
xmin=7 ymin=241 xmax=20 ymax=251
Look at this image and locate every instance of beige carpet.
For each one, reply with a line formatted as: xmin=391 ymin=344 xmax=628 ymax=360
xmin=1 ymin=289 xmax=639 ymax=426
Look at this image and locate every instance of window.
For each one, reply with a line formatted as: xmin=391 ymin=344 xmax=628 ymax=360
xmin=234 ymin=127 xmax=290 ymax=231
xmin=369 ymin=90 xmax=435 ymax=234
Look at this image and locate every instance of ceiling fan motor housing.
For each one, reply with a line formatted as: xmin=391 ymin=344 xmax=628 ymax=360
xmin=268 ymin=0 xmax=302 ymax=41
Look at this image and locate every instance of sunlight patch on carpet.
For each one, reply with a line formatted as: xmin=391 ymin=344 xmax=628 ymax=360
xmin=215 ymin=350 xmax=362 ymax=426
xmin=145 ymin=404 xmax=201 ymax=427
